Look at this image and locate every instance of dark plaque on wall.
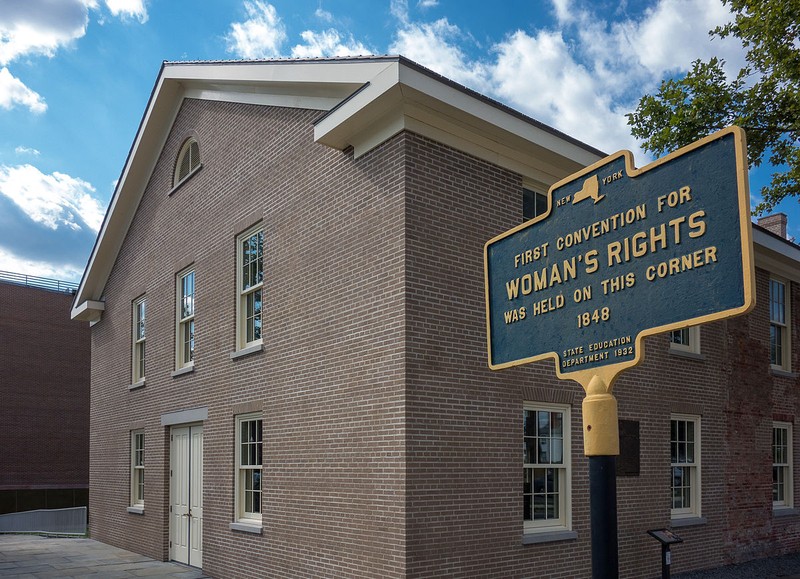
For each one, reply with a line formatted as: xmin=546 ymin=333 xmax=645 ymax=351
xmin=617 ymin=420 xmax=640 ymax=477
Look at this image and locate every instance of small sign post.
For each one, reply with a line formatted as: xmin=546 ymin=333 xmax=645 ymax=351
xmin=648 ymin=529 xmax=683 ymax=579
xmin=485 ymin=127 xmax=754 ymax=578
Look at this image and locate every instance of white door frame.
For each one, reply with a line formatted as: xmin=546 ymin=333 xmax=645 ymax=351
xmin=169 ymin=423 xmax=203 ymax=568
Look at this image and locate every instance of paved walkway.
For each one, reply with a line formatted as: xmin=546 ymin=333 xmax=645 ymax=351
xmin=0 ymin=535 xmax=208 ymax=578
xmin=672 ymin=551 xmax=800 ymax=579
xmin=3 ymin=533 xmax=800 ymax=578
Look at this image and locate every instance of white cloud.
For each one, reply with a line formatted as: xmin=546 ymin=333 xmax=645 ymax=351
xmin=314 ymin=8 xmax=334 ymax=23
xmin=600 ymin=0 xmax=744 ymax=79
xmin=0 ymin=68 xmax=46 ymax=113
xmin=390 ymin=0 xmax=409 ymax=25
xmin=490 ymin=30 xmax=639 ymax=155
xmin=225 ymin=1 xmax=287 ymax=59
xmin=390 ymin=19 xmax=489 ymax=90
xmin=418 ymin=0 xmax=439 ymax=8
xmin=383 ymin=0 xmax=749 ymax=159
xmin=15 ymin=146 xmax=40 ymax=156
xmin=291 ymin=29 xmax=371 ymax=58
xmin=104 ymin=0 xmax=148 ymax=23
xmin=0 ymin=0 xmax=93 ymax=65
xmin=550 ymin=0 xmax=574 ymax=24
xmin=0 ymin=246 xmax=84 ymax=283
xmin=0 ymin=164 xmax=104 ymax=233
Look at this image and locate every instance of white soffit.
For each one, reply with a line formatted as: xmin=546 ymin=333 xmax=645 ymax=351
xmin=314 ymin=60 xmax=602 ymax=184
xmin=753 ymin=227 xmax=800 ymax=283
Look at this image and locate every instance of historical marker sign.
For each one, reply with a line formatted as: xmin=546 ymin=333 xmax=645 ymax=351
xmin=484 ymin=126 xmax=755 ymax=379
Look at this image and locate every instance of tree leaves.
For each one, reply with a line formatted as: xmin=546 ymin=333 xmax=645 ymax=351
xmin=627 ymin=0 xmax=800 ymax=214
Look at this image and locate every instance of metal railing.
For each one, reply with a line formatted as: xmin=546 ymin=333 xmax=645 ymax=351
xmin=0 ymin=506 xmax=87 ymax=536
xmin=0 ymin=270 xmax=79 ymax=294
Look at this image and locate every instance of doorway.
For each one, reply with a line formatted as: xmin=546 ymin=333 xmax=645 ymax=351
xmin=169 ymin=424 xmax=203 ymax=567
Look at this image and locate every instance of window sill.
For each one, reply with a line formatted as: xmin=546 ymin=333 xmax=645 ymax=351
xmin=669 ymin=348 xmax=704 ymax=361
xmin=168 ymin=164 xmax=203 ymax=196
xmin=128 ymin=379 xmax=146 ymax=391
xmin=671 ymin=516 xmax=707 ymax=528
xmin=522 ymin=530 xmax=577 ymax=544
xmin=770 ymin=367 xmax=798 ymax=378
xmin=774 ymin=507 xmax=798 ymax=518
xmin=171 ymin=364 xmax=194 ymax=378
xmin=127 ymin=506 xmax=145 ymax=515
xmin=229 ymin=521 xmax=262 ymax=534
xmin=230 ymin=342 xmax=263 ymax=360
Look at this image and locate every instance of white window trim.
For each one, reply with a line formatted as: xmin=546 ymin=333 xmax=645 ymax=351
xmin=236 ymin=224 xmax=264 ymax=352
xmin=774 ymin=421 xmax=794 ymax=510
xmin=669 ymin=326 xmax=701 ymax=355
xmin=523 ymin=402 xmax=572 ymax=535
xmin=770 ymin=277 xmax=791 ymax=371
xmin=235 ymin=413 xmax=263 ymax=526
xmin=130 ymin=430 xmax=144 ymax=509
xmin=175 ymin=267 xmax=195 ymax=371
xmin=173 ymin=138 xmax=201 ymax=188
xmin=132 ymin=296 xmax=146 ymax=384
xmin=670 ymin=414 xmax=701 ymax=521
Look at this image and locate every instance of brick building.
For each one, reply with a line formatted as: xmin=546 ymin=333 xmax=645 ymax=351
xmin=71 ymin=57 xmax=800 ymax=577
xmin=0 ymin=273 xmax=90 ymax=514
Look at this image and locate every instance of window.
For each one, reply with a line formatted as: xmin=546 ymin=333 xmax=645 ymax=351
xmin=174 ymin=138 xmax=200 ymax=186
xmin=524 ymin=403 xmax=571 ymax=533
xmin=770 ymin=278 xmax=790 ymax=370
xmin=236 ymin=225 xmax=264 ymax=351
xmin=176 ymin=268 xmax=195 ymax=369
xmin=523 ymin=187 xmax=548 ymax=221
xmin=132 ymin=296 xmax=146 ymax=383
xmin=131 ymin=430 xmax=144 ymax=507
xmin=235 ymin=414 xmax=263 ymax=524
xmin=670 ymin=415 xmax=701 ymax=519
xmin=670 ymin=326 xmax=700 ymax=355
xmin=774 ymin=422 xmax=793 ymax=509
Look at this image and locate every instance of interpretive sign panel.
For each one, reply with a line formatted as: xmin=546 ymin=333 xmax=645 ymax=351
xmin=485 ymin=126 xmax=754 ymax=377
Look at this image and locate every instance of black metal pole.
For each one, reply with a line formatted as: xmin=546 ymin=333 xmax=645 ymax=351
xmin=589 ymin=455 xmax=619 ymax=579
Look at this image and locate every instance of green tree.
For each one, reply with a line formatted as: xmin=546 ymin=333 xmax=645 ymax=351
xmin=627 ymin=0 xmax=799 ymax=214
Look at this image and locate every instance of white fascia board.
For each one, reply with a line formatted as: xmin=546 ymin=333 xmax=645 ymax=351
xmin=754 ymin=227 xmax=800 ymax=283
xmin=314 ymin=61 xmax=404 ymax=149
xmin=401 ymin=99 xmax=585 ymax=187
xmin=71 ymin=299 xmax=105 ymax=322
xmin=161 ymin=60 xmax=395 ymax=87
xmin=73 ymin=60 xmax=395 ymax=314
xmin=396 ymin=64 xmax=602 ymax=168
xmin=72 ymin=72 xmax=184 ymax=315
xmin=315 ymin=60 xmax=602 ymax=185
xmin=163 ymin=59 xmax=398 ymax=113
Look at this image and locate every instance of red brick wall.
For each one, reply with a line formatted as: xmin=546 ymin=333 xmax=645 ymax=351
xmin=0 ymin=282 xmax=90 ymax=509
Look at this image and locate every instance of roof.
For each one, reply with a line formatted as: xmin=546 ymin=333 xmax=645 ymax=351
xmin=70 ymin=55 xmax=606 ymax=321
xmin=71 ymin=55 xmax=800 ymax=322
xmin=752 ymin=222 xmax=800 ymax=283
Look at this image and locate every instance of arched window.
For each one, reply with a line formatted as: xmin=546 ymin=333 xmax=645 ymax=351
xmin=174 ymin=138 xmax=200 ymax=186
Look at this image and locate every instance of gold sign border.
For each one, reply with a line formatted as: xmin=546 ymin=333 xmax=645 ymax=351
xmin=484 ymin=126 xmax=755 ymax=389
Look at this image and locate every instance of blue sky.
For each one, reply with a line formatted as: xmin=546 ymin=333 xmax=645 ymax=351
xmin=0 ymin=0 xmax=794 ymax=283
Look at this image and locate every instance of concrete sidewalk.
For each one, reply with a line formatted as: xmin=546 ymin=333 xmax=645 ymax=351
xmin=0 ymin=534 xmax=208 ymax=578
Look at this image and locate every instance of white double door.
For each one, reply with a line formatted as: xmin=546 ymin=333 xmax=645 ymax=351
xmin=170 ymin=424 xmax=203 ymax=568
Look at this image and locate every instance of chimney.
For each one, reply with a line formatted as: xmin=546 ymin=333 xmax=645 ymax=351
xmin=757 ymin=213 xmax=788 ymax=239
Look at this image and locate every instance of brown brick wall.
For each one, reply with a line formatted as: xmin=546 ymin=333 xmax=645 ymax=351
xmin=89 ymin=98 xmax=406 ymax=577
xmin=0 ymin=282 xmax=90 ymax=511
xmin=403 ymin=131 xmax=800 ymax=578
xmin=89 ymin=97 xmax=800 ymax=578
